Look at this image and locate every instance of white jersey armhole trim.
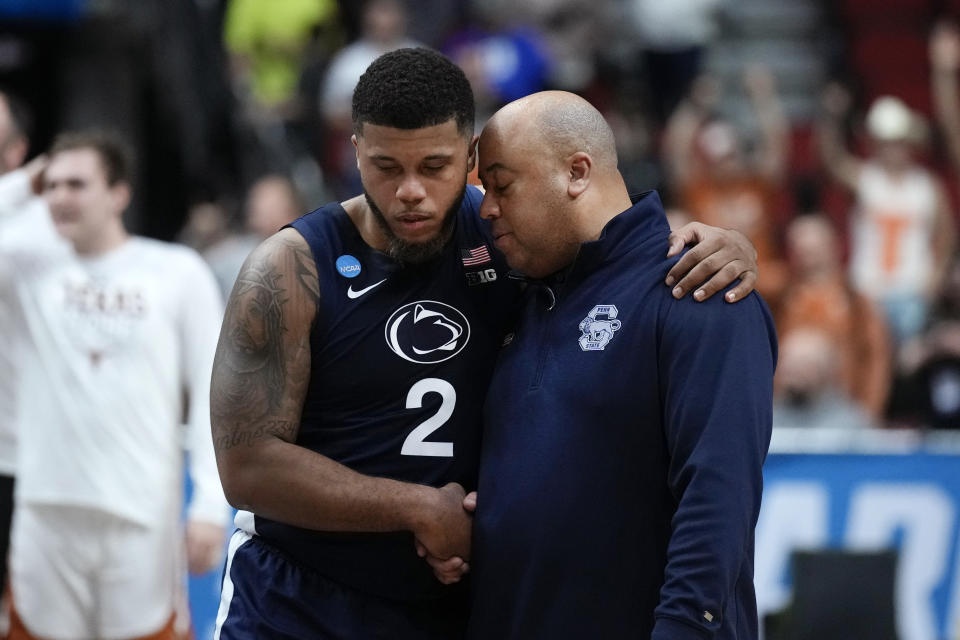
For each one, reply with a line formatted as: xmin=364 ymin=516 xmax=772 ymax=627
xmin=213 ymin=529 xmax=253 ymax=640
xmin=234 ymin=510 xmax=256 ymax=535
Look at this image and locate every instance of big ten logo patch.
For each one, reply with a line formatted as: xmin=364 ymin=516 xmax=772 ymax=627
xmin=465 ymin=268 xmax=497 ymax=286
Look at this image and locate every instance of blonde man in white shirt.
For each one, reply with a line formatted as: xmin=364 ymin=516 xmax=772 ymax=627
xmin=0 ymin=130 xmax=228 ymax=640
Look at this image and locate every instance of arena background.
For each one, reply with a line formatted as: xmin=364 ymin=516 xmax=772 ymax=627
xmin=3 ymin=0 xmax=960 ymax=638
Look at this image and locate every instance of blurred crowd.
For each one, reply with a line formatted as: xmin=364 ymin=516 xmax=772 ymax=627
xmin=2 ymin=0 xmax=960 ymax=438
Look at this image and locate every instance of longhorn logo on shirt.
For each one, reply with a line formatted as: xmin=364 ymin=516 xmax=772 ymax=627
xmin=578 ymin=304 xmax=621 ymax=351
xmin=385 ymin=300 xmax=471 ymax=364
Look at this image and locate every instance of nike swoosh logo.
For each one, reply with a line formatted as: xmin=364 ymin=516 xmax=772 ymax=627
xmin=347 ymin=278 xmax=387 ymax=299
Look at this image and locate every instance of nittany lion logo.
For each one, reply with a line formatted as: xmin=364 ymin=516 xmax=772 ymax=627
xmin=385 ymin=300 xmax=471 ymax=364
xmin=578 ymin=305 xmax=621 ymax=351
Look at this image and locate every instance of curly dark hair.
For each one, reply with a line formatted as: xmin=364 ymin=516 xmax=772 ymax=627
xmin=352 ymin=48 xmax=474 ymax=137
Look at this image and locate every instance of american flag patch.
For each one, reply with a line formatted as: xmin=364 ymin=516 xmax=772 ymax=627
xmin=461 ymin=244 xmax=491 ymax=266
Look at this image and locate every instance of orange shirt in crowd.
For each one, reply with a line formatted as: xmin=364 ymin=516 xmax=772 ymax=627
xmin=776 ymin=276 xmax=892 ymax=420
xmin=681 ymin=175 xmax=789 ymax=304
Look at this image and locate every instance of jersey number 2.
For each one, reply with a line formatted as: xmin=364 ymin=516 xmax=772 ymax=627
xmin=402 ymin=378 xmax=455 ymax=457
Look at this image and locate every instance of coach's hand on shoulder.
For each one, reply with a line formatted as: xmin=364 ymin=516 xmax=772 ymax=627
xmin=665 ymin=222 xmax=758 ymax=303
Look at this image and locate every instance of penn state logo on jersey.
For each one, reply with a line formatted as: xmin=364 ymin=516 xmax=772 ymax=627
xmin=385 ymin=300 xmax=471 ymax=364
xmin=578 ymin=305 xmax=621 ymax=351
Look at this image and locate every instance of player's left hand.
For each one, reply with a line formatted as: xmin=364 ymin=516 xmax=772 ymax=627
xmin=185 ymin=520 xmax=226 ymax=575
xmin=665 ymin=222 xmax=758 ymax=303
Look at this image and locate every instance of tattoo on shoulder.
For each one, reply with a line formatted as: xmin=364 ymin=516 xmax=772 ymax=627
xmin=291 ymin=241 xmax=320 ymax=303
xmin=211 ymin=235 xmax=319 ymax=453
xmin=220 ymin=255 xmax=288 ymax=412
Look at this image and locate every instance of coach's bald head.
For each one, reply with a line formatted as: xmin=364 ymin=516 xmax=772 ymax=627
xmin=477 ymin=91 xmax=632 ymax=277
xmin=517 ymin=91 xmax=618 ymax=167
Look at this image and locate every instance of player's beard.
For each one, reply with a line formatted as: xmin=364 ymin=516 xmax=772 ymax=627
xmin=364 ymin=185 xmax=464 ymax=264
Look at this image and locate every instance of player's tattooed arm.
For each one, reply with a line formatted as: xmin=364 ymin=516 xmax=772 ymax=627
xmin=212 ymin=228 xmax=316 ymax=450
xmin=210 ymin=228 xmax=318 ymax=511
xmin=210 ymin=229 xmax=469 ymax=549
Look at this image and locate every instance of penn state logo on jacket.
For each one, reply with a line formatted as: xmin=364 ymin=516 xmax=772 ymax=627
xmin=385 ymin=300 xmax=471 ymax=364
xmin=578 ymin=304 xmax=621 ymax=351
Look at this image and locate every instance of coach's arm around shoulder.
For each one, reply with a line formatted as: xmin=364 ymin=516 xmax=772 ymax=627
xmin=210 ymin=228 xmax=471 ymax=565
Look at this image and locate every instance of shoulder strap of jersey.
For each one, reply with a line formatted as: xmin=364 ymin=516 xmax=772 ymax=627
xmin=286 ymin=202 xmax=355 ymax=335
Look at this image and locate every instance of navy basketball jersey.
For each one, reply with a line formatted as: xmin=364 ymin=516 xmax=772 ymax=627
xmin=250 ymin=185 xmax=518 ymax=602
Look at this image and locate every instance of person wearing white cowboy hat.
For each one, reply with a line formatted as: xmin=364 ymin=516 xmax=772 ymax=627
xmin=818 ymin=83 xmax=956 ymax=343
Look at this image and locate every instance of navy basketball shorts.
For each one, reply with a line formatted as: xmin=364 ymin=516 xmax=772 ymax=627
xmin=214 ymin=531 xmax=468 ymax=639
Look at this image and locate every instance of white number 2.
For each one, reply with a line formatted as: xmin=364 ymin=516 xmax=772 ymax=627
xmin=402 ymin=378 xmax=456 ymax=457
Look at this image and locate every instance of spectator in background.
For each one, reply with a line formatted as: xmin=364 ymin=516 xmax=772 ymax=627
xmin=401 ymin=0 xmax=467 ymax=49
xmin=49 ymin=0 xmax=252 ymax=242
xmin=499 ymin=1 xmax=581 ymax=93
xmin=773 ymin=328 xmax=876 ymax=431
xmin=443 ymin=13 xmax=552 ymax=124
xmin=664 ymin=67 xmax=791 ymax=304
xmin=320 ymin=0 xmax=422 ymax=198
xmin=224 ymin=0 xmax=340 ymax=120
xmin=0 ymin=90 xmax=49 ymax=636
xmin=777 ymin=214 xmax=892 ymax=422
xmin=631 ymin=0 xmax=724 ymax=125
xmin=889 ymin=251 xmax=960 ymax=430
xmin=224 ymin=0 xmax=342 ymax=192
xmin=178 ymin=199 xmax=234 ymax=255
xmin=924 ymin=24 xmax=960 ymax=429
xmin=0 ymin=131 xmax=228 ymax=640
xmin=818 ymin=84 xmax=956 ymax=343
xmin=930 ymin=20 xmax=960 ymax=177
xmin=204 ymin=174 xmax=305 ymax=298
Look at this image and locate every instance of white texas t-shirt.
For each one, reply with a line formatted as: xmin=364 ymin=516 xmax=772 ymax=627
xmin=0 ymin=168 xmax=228 ymax=527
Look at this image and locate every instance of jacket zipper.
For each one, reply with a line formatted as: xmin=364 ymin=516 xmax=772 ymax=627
xmin=529 ymin=284 xmax=556 ymax=390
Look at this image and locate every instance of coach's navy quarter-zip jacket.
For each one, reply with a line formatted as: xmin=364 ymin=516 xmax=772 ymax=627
xmin=470 ymin=191 xmax=777 ymax=640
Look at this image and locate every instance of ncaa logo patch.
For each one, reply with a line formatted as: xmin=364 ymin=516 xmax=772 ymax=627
xmin=385 ymin=301 xmax=471 ymax=364
xmin=578 ymin=304 xmax=621 ymax=351
xmin=336 ymin=254 xmax=362 ymax=278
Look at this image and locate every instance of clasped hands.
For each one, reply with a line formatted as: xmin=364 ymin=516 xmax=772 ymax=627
xmin=413 ymin=482 xmax=477 ymax=585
